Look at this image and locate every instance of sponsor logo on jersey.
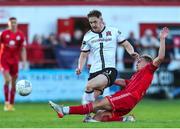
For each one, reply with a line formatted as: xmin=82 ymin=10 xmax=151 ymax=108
xmin=6 ymin=35 xmax=10 ymax=39
xmin=118 ymin=30 xmax=121 ymax=35
xmin=106 ymin=31 xmax=112 ymax=36
xmin=9 ymin=40 xmax=15 ymax=46
xmin=91 ymin=38 xmax=112 ymax=43
xmin=16 ymin=35 xmax=21 ymax=40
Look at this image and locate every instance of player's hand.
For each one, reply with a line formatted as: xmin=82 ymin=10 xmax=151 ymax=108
xmin=130 ymin=52 xmax=139 ymax=60
xmin=76 ymin=68 xmax=82 ymax=75
xmin=160 ymin=27 xmax=169 ymax=39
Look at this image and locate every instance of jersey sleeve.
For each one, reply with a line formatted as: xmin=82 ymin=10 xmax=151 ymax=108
xmin=0 ymin=31 xmax=4 ymax=43
xmin=116 ymin=29 xmax=126 ymax=44
xmin=146 ymin=62 xmax=158 ymax=72
xmin=20 ymin=32 xmax=27 ymax=48
xmin=80 ymin=34 xmax=91 ymax=52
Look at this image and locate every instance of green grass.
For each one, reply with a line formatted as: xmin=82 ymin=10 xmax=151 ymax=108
xmin=0 ymin=99 xmax=180 ymax=128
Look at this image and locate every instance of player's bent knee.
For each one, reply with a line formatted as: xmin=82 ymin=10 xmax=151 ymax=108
xmin=86 ymin=81 xmax=106 ymax=92
xmin=5 ymin=78 xmax=11 ymax=84
xmin=4 ymin=75 xmax=11 ymax=83
xmin=86 ymin=83 xmax=94 ymax=92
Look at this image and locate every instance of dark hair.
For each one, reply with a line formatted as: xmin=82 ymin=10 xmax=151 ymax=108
xmin=9 ymin=17 xmax=17 ymax=21
xmin=87 ymin=10 xmax=102 ymax=18
xmin=141 ymin=54 xmax=153 ymax=62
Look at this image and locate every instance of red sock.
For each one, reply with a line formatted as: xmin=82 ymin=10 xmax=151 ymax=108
xmin=69 ymin=103 xmax=93 ymax=115
xmin=4 ymin=84 xmax=9 ymax=102
xmin=10 ymin=87 xmax=16 ymax=104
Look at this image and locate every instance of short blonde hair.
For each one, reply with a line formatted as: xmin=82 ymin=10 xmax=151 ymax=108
xmin=140 ymin=54 xmax=153 ymax=62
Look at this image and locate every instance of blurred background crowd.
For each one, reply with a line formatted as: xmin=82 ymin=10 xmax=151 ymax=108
xmin=27 ymin=28 xmax=179 ymax=72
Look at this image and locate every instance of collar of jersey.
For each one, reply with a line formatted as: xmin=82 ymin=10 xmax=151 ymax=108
xmin=91 ymin=26 xmax=106 ymax=34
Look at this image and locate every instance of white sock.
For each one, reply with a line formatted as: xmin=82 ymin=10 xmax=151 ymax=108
xmin=62 ymin=106 xmax=70 ymax=114
xmin=82 ymin=93 xmax=89 ymax=104
xmin=82 ymin=91 xmax=95 ymax=104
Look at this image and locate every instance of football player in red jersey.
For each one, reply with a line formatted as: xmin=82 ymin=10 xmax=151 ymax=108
xmin=49 ymin=27 xmax=168 ymax=122
xmin=0 ymin=17 xmax=27 ymax=111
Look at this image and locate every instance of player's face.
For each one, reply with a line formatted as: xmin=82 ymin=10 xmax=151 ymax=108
xmin=136 ymin=58 xmax=148 ymax=71
xmin=8 ymin=19 xmax=17 ymax=30
xmin=88 ymin=16 xmax=103 ymax=32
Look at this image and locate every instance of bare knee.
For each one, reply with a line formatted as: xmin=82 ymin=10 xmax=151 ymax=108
xmin=86 ymin=82 xmax=94 ymax=92
xmin=11 ymin=76 xmax=17 ymax=88
xmin=3 ymin=72 xmax=11 ymax=85
xmin=4 ymin=77 xmax=11 ymax=85
xmin=86 ymin=82 xmax=105 ymax=92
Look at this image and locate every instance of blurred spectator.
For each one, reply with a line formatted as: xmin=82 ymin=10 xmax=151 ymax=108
xmin=123 ymin=31 xmax=138 ymax=70
xmin=71 ymin=29 xmax=83 ymax=46
xmin=27 ymin=34 xmax=44 ymax=68
xmin=55 ymin=33 xmax=80 ymax=69
xmin=42 ymin=33 xmax=58 ymax=46
xmin=42 ymin=33 xmax=58 ymax=68
xmin=168 ymin=36 xmax=180 ymax=71
xmin=140 ymin=29 xmax=159 ymax=58
xmin=44 ymin=33 xmax=59 ymax=46
xmin=57 ymin=33 xmax=71 ymax=48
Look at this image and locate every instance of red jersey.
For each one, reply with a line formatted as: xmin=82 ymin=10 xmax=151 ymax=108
xmin=124 ymin=63 xmax=158 ymax=100
xmin=0 ymin=29 xmax=26 ymax=64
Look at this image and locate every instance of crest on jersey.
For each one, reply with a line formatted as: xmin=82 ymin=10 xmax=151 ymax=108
xmin=6 ymin=35 xmax=10 ymax=39
xmin=16 ymin=35 xmax=21 ymax=40
xmin=106 ymin=31 xmax=112 ymax=36
xmin=118 ymin=30 xmax=121 ymax=35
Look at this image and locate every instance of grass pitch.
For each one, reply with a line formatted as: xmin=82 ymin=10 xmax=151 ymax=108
xmin=0 ymin=99 xmax=180 ymax=128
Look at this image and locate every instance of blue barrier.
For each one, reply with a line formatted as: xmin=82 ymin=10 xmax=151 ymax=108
xmin=0 ymin=69 xmax=88 ymax=102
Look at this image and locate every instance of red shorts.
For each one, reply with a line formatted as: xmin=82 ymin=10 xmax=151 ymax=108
xmin=1 ymin=59 xmax=18 ymax=77
xmin=106 ymin=91 xmax=138 ymax=116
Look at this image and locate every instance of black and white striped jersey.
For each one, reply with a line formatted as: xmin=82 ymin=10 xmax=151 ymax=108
xmin=81 ymin=26 xmax=125 ymax=73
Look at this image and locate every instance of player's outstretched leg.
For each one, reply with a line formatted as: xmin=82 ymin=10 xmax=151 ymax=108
xmin=49 ymin=101 xmax=64 ymax=118
xmin=49 ymin=101 xmax=94 ymax=119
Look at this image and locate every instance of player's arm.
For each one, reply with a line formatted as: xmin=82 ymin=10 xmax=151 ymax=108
xmin=153 ymin=27 xmax=169 ymax=67
xmin=21 ymin=46 xmax=27 ymax=64
xmin=120 ymin=40 xmax=139 ymax=60
xmin=21 ymin=35 xmax=27 ymax=69
xmin=76 ymin=52 xmax=89 ymax=75
xmin=114 ymin=79 xmax=127 ymax=88
xmin=0 ymin=32 xmax=4 ymax=50
xmin=77 ymin=35 xmax=91 ymax=75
